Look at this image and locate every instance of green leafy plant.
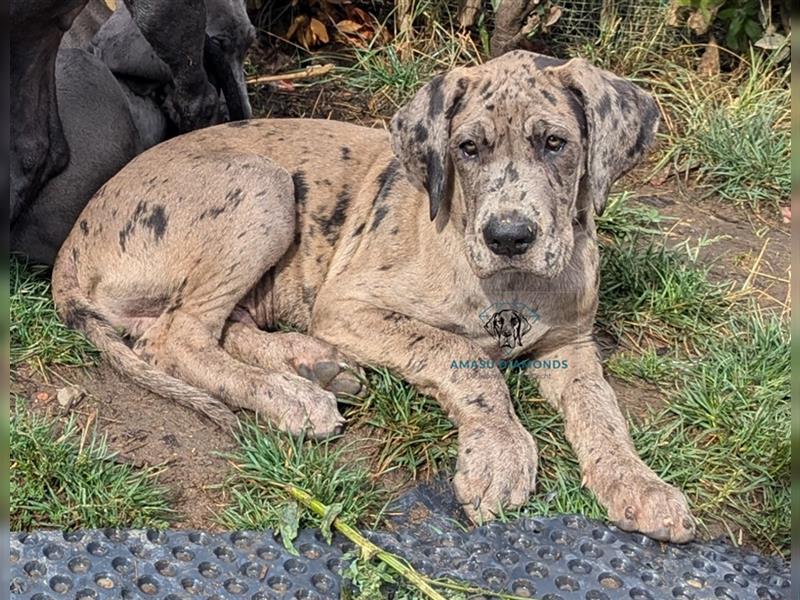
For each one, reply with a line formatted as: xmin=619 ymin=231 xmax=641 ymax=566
xmin=671 ymin=0 xmax=785 ymax=53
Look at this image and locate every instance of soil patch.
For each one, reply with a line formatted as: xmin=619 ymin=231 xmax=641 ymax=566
xmin=12 ymin=363 xmax=235 ymax=530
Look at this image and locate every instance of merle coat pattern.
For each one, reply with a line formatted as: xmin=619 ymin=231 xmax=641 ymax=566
xmin=52 ymin=51 xmax=695 ymax=543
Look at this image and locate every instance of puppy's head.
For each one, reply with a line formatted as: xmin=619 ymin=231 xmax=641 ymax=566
xmin=390 ymin=51 xmax=660 ymax=279
xmin=484 ymin=309 xmax=531 ymax=349
xmin=204 ymin=0 xmax=256 ymax=120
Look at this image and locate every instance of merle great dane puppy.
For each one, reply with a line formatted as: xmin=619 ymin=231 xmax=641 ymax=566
xmin=52 ymin=51 xmax=696 ymax=542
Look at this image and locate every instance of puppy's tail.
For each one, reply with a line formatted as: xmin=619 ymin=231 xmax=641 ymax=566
xmin=51 ymin=252 xmax=239 ymax=432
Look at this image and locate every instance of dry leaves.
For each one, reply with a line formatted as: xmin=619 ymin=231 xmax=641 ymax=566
xmin=283 ymin=1 xmax=386 ymax=50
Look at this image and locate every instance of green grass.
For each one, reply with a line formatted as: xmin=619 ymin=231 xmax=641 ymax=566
xmin=218 ymin=419 xmax=385 ymax=532
xmin=10 ymin=257 xmax=97 ymax=374
xmin=503 ymin=309 xmax=790 ymax=556
xmin=650 ymin=48 xmax=790 ymax=211
xmin=596 ymin=193 xmax=733 ymax=350
xmin=11 ymin=406 xmax=171 ymax=530
xmin=562 ymin=0 xmax=681 ymax=76
xmin=339 ymin=3 xmax=482 ymax=112
xmin=633 ymin=310 xmax=790 ymax=554
xmin=345 ymin=368 xmax=457 ymax=481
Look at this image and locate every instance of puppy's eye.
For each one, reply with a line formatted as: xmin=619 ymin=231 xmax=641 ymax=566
xmin=545 ymin=135 xmax=566 ymax=153
xmin=459 ymin=140 xmax=479 ymax=158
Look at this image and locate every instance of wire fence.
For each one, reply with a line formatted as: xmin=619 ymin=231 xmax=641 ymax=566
xmin=548 ymin=0 xmax=687 ymax=54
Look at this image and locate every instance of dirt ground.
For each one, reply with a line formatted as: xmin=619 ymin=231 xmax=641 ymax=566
xmin=12 ymin=74 xmax=790 ymax=532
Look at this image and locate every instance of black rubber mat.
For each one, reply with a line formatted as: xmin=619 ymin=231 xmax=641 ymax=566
xmin=10 ymin=484 xmax=790 ymax=599
xmin=10 ymin=528 xmax=352 ymax=600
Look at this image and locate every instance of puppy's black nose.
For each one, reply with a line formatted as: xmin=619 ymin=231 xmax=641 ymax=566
xmin=482 ymin=214 xmax=537 ymax=257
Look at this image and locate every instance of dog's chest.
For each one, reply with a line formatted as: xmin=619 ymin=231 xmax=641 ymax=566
xmin=426 ymin=288 xmax=578 ymax=359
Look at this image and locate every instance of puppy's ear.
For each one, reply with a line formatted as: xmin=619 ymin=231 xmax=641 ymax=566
xmin=518 ymin=314 xmax=531 ymax=336
xmin=547 ymin=59 xmax=660 ymax=216
xmin=390 ymin=70 xmax=471 ymax=221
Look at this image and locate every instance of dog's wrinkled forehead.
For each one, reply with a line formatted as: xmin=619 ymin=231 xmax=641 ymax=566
xmin=391 ymin=50 xmax=660 ymax=221
xmin=206 ymin=0 xmax=255 ymax=52
xmin=456 ymin=53 xmax=586 ymax=136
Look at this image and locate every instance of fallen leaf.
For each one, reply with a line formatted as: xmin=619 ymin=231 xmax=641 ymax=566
xmin=279 ymin=501 xmax=300 ymax=555
xmin=336 ymin=19 xmax=362 ymax=34
xmin=755 ymin=27 xmax=787 ymax=50
xmin=309 ymin=18 xmax=329 ymax=44
xmin=544 ymin=5 xmax=563 ymax=28
xmin=320 ymin=502 xmax=343 ymax=544
xmin=285 ymin=14 xmax=306 ymax=42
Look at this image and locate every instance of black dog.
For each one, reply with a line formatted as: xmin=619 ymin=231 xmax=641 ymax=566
xmin=10 ymin=0 xmax=254 ymax=265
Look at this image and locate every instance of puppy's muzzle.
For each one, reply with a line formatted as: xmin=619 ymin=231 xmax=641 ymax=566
xmin=482 ymin=212 xmax=538 ymax=257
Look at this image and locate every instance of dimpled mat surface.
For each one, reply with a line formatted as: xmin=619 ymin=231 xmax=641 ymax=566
xmin=10 ymin=521 xmax=790 ymax=600
xmin=9 ymin=483 xmax=790 ymax=600
xmin=10 ymin=528 xmax=351 ymax=600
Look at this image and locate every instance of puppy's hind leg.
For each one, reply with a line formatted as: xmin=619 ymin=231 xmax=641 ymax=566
xmin=129 ymin=156 xmax=343 ymax=438
xmin=139 ymin=311 xmax=344 ymax=438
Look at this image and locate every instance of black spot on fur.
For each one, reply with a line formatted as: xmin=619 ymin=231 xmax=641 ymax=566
xmin=340 ymin=146 xmax=352 ymax=160
xmin=383 ymin=312 xmax=409 ymax=323
xmin=545 ymin=250 xmax=556 ymax=268
xmin=61 ymin=299 xmax=108 ymax=331
xmin=79 ymin=220 xmax=89 ymax=235
xmin=444 ymin=78 xmax=469 ymax=121
xmin=466 ymin=394 xmax=490 ymax=412
xmin=414 ymin=123 xmax=429 ymax=142
xmin=369 ymin=159 xmax=401 ymax=231
xmin=292 ymin=171 xmax=309 ymax=207
xmin=628 ymin=99 xmax=658 ymax=159
xmin=225 ymin=188 xmax=245 ymax=208
xmin=541 ymin=89 xmax=557 ymax=105
xmin=371 ymin=206 xmax=390 ymax=232
xmin=565 ymin=89 xmax=588 ymax=138
xmin=143 ymin=205 xmax=168 ymax=241
xmin=424 ymin=149 xmax=446 ymax=220
xmin=199 ymin=205 xmax=227 ymax=220
xmin=374 ymin=159 xmax=400 ymax=205
xmin=118 ymin=200 xmax=166 ymax=250
xmin=504 ymin=162 xmax=519 ymax=183
xmin=314 ymin=187 xmax=351 ymax=244
xmin=409 ymin=334 xmax=425 ymax=347
xmin=427 ymin=75 xmax=446 ymax=119
xmin=302 ymin=286 xmax=316 ymax=306
xmin=596 ymin=92 xmax=612 ymax=120
xmin=351 ymin=223 xmax=365 ymax=237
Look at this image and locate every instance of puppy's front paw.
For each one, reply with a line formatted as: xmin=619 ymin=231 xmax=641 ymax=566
xmin=600 ymin=467 xmax=696 ymax=543
xmin=262 ymin=373 xmax=345 ymax=440
xmin=453 ymin=422 xmax=538 ymax=523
